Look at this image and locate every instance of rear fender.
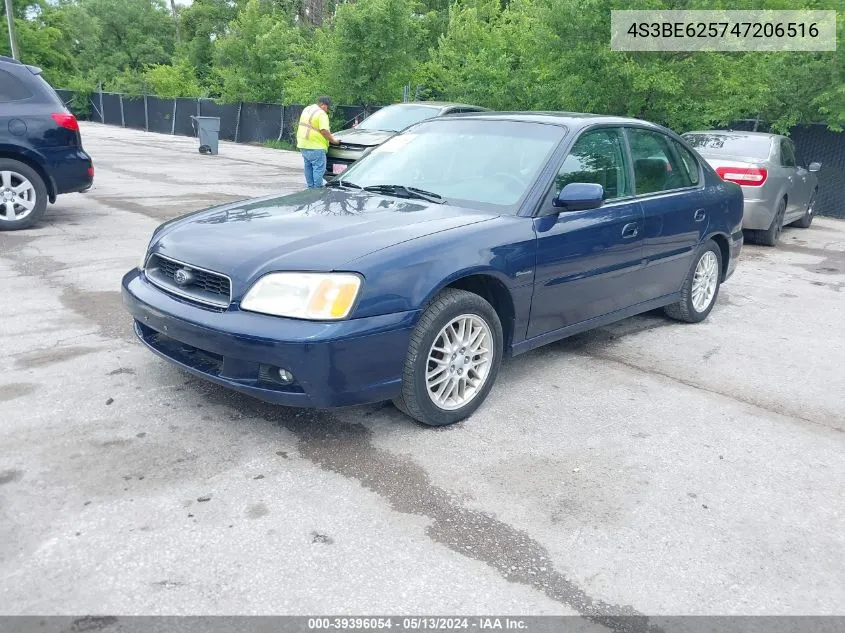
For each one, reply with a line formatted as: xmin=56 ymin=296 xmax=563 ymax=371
xmin=0 ymin=143 xmax=57 ymax=202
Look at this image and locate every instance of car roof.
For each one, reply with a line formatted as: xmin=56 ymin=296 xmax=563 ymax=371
xmin=428 ymin=110 xmax=672 ymax=132
xmin=0 ymin=55 xmax=43 ymax=76
xmin=386 ymin=101 xmax=488 ymax=110
xmin=684 ymin=130 xmax=781 ymax=139
xmin=0 ymin=55 xmax=21 ymax=64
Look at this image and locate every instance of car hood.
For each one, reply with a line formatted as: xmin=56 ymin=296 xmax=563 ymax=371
xmin=150 ymin=188 xmax=496 ymax=291
xmin=333 ymin=128 xmax=396 ymax=146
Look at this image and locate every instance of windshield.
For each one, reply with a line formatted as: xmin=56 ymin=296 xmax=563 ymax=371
xmin=338 ymin=119 xmax=566 ymax=212
xmin=683 ymin=133 xmax=773 ymax=159
xmin=356 ymin=105 xmax=443 ymax=132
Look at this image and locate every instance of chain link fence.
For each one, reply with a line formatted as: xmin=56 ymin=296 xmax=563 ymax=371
xmin=54 ymin=89 xmax=382 ymax=146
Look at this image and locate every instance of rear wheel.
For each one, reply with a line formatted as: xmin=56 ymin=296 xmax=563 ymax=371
xmin=393 ymin=288 xmax=503 ymax=427
xmin=758 ymin=197 xmax=786 ymax=246
xmin=0 ymin=159 xmax=48 ymax=231
xmin=664 ymin=240 xmax=722 ymax=324
xmin=791 ymin=190 xmax=816 ymax=229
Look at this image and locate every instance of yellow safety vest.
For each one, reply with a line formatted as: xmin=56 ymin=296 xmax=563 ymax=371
xmin=296 ymin=104 xmax=330 ymax=151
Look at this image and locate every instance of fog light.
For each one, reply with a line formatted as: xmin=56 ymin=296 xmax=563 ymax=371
xmin=278 ymin=369 xmax=294 ymax=385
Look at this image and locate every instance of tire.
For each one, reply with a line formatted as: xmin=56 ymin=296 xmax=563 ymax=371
xmin=393 ymin=288 xmax=503 ymax=427
xmin=791 ymin=190 xmax=816 ymax=229
xmin=664 ymin=240 xmax=723 ymax=324
xmin=0 ymin=159 xmax=48 ymax=231
xmin=758 ymin=197 xmax=786 ymax=246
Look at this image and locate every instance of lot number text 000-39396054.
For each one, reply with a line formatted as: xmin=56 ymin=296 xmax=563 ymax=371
xmin=610 ymin=10 xmax=837 ymax=52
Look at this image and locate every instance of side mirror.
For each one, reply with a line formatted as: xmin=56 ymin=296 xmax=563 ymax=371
xmin=553 ymin=183 xmax=605 ymax=211
xmin=809 ymin=162 xmax=822 ymax=173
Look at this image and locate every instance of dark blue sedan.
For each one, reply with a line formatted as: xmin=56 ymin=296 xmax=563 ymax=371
xmin=122 ymin=113 xmax=744 ymax=426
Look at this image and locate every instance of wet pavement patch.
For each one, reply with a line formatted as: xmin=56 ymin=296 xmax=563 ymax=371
xmin=0 ymin=382 xmax=39 ymax=402
xmin=14 ymin=346 xmax=99 ymax=370
xmin=0 ymin=469 xmax=24 ymax=485
xmin=256 ymin=406 xmax=660 ymax=632
xmin=60 ymin=288 xmax=135 ymax=343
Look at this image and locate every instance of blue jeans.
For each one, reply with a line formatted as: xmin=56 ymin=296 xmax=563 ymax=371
xmin=301 ymin=149 xmax=327 ymax=188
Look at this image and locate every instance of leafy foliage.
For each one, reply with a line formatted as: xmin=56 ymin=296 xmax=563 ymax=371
xmin=2 ymin=0 xmax=843 ymax=131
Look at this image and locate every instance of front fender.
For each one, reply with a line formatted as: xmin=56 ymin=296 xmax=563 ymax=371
xmin=350 ymin=215 xmax=538 ymax=342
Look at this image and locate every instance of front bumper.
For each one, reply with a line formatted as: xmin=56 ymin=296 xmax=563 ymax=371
xmin=122 ymin=269 xmax=417 ymax=408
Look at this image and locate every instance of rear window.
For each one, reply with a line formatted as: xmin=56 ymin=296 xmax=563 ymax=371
xmin=0 ymin=69 xmax=34 ymax=102
xmin=33 ymin=74 xmax=65 ymax=107
xmin=682 ymin=133 xmax=772 ymax=159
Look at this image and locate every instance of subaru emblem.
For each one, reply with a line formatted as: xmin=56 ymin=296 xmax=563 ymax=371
xmin=174 ymin=268 xmax=194 ymax=286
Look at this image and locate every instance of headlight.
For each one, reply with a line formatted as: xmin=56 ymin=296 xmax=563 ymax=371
xmin=240 ymin=272 xmax=362 ymax=320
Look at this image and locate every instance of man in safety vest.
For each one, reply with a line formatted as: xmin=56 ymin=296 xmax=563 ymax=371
xmin=296 ymin=96 xmax=339 ymax=189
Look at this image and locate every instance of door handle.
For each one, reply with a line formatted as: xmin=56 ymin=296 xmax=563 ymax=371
xmin=621 ymin=223 xmax=639 ymax=239
xmin=694 ymin=209 xmax=706 ymax=222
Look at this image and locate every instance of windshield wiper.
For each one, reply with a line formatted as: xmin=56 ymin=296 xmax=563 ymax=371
xmin=362 ymin=184 xmax=446 ymax=204
xmin=325 ymin=179 xmax=362 ymax=189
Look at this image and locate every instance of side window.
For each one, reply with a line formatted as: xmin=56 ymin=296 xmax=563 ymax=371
xmin=0 ymin=69 xmax=33 ymax=102
xmin=673 ymin=140 xmax=701 ymax=186
xmin=555 ymin=128 xmax=631 ymax=200
xmin=627 ymin=127 xmax=693 ymax=195
xmin=780 ymin=140 xmax=797 ymax=167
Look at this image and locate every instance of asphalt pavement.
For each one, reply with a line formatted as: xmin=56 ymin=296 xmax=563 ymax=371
xmin=1 ymin=123 xmax=844 ymax=620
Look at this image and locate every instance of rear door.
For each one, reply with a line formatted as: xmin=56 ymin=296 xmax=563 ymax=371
xmin=624 ymin=126 xmax=709 ymax=302
xmin=780 ymin=138 xmax=809 ymax=219
xmin=527 ymin=126 xmax=644 ymax=338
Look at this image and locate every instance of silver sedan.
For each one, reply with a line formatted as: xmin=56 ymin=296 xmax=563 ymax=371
xmin=682 ymin=130 xmax=821 ymax=246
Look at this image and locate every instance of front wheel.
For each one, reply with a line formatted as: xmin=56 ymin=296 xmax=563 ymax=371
xmin=791 ymin=190 xmax=816 ymax=229
xmin=393 ymin=288 xmax=503 ymax=427
xmin=664 ymin=240 xmax=723 ymax=324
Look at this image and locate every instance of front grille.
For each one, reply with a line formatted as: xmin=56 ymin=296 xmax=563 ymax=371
xmin=145 ymin=254 xmax=231 ymax=308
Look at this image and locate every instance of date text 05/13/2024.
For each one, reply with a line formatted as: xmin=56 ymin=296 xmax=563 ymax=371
xmin=307 ymin=617 xmax=528 ymax=630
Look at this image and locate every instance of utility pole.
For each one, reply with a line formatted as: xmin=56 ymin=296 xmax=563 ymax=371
xmin=4 ymin=0 xmax=19 ymax=60
xmin=169 ymin=0 xmax=181 ymax=43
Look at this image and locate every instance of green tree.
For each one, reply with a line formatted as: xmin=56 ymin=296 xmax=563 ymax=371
xmin=178 ymin=0 xmax=239 ymax=84
xmin=79 ymin=0 xmax=176 ymax=85
xmin=212 ymin=0 xmax=307 ymax=103
xmin=325 ymin=0 xmax=423 ymax=104
xmin=144 ymin=58 xmax=204 ymax=97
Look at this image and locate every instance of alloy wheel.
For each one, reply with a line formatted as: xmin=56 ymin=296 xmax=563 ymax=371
xmin=0 ymin=171 xmax=37 ymax=223
xmin=425 ymin=314 xmax=493 ymax=411
xmin=691 ymin=251 xmax=719 ymax=313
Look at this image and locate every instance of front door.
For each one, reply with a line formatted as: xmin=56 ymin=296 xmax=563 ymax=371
xmin=527 ymin=127 xmax=645 ymax=339
xmin=781 ymin=138 xmax=810 ymax=221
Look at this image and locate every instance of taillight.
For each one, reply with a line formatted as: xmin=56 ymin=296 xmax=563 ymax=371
xmin=51 ymin=113 xmax=79 ymax=131
xmin=715 ymin=166 xmax=768 ymax=187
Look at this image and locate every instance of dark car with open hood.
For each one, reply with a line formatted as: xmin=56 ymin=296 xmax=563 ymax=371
xmin=325 ymin=101 xmax=488 ymax=179
xmin=123 ymin=112 xmax=743 ymax=427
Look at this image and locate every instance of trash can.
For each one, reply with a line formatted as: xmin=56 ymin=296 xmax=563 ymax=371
xmin=191 ymin=116 xmax=221 ymax=155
